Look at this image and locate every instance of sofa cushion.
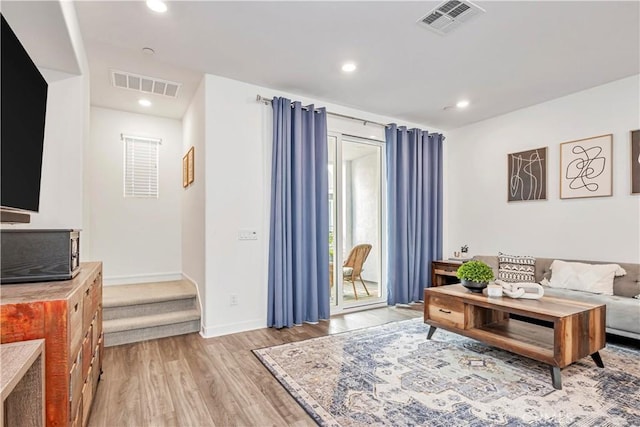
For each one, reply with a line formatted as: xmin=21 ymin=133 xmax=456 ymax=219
xmin=497 ymin=252 xmax=536 ymax=283
xmin=543 ymin=287 xmax=640 ymax=336
xmin=536 ymin=258 xmax=640 ymax=298
xmin=548 ymin=260 xmax=625 ymax=295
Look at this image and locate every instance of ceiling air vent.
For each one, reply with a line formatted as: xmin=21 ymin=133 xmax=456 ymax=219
xmin=110 ymin=69 xmax=181 ymax=98
xmin=418 ymin=0 xmax=485 ymax=35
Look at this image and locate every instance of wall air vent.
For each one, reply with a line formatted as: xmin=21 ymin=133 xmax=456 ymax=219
xmin=418 ymin=0 xmax=485 ymax=35
xmin=110 ymin=69 xmax=181 ymax=98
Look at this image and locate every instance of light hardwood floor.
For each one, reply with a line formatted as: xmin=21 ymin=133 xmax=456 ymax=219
xmin=88 ymin=306 xmax=423 ymax=427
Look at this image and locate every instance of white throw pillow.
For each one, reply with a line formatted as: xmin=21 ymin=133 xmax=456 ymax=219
xmin=548 ymin=260 xmax=626 ymax=295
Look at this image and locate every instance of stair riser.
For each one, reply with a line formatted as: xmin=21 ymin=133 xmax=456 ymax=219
xmin=104 ymin=320 xmax=200 ymax=347
xmin=103 ymin=297 xmax=197 ymax=320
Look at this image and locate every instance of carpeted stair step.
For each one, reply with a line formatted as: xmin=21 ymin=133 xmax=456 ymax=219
xmin=102 ymin=280 xmax=200 ymax=347
xmin=103 ymin=280 xmax=197 ymax=308
xmin=103 ymin=309 xmax=200 ymax=347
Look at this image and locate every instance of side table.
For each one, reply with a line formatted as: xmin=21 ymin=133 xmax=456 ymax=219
xmin=1 ymin=339 xmax=45 ymax=426
xmin=431 ymin=260 xmax=465 ymax=287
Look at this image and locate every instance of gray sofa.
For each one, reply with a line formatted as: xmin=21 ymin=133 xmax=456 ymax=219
xmin=474 ymin=255 xmax=640 ymax=341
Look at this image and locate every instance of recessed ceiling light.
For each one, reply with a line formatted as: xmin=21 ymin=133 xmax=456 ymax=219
xmin=142 ymin=47 xmax=155 ymax=55
xmin=138 ymin=99 xmax=152 ymax=107
xmin=341 ymin=62 xmax=357 ymax=73
xmin=146 ymin=0 xmax=167 ymax=13
xmin=456 ymin=100 xmax=470 ymax=109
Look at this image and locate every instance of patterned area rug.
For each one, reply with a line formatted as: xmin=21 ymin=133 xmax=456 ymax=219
xmin=254 ymin=318 xmax=640 ymax=426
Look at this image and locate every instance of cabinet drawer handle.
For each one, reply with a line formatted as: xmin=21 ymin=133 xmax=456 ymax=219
xmin=74 ymin=303 xmax=79 ymax=312
xmin=438 ymin=308 xmax=451 ymax=314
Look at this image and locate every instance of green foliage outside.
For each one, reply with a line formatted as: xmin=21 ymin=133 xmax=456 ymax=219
xmin=456 ymin=260 xmax=494 ymax=283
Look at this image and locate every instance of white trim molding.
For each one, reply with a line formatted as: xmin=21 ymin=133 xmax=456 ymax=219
xmin=103 ymin=272 xmax=182 ymax=286
xmin=201 ymin=318 xmax=265 ymax=338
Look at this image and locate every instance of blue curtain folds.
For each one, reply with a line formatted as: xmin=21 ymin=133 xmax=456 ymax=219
xmin=386 ymin=124 xmax=443 ymax=305
xmin=268 ymin=97 xmax=330 ymax=328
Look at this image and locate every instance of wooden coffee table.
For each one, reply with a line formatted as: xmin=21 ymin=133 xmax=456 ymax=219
xmin=423 ymin=284 xmax=606 ymax=389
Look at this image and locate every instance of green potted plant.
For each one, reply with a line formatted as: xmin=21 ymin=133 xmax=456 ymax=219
xmin=456 ymin=260 xmax=495 ymax=293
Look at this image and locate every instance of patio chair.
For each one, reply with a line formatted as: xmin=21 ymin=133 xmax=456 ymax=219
xmin=343 ymin=244 xmax=372 ymax=300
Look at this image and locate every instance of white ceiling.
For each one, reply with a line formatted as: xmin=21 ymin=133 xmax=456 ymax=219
xmin=73 ymin=1 xmax=640 ymax=130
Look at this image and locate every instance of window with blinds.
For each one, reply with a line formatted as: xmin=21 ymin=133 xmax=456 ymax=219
xmin=123 ymin=135 xmax=160 ymax=198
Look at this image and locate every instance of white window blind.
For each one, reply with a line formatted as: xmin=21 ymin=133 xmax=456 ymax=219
xmin=122 ymin=135 xmax=161 ymax=198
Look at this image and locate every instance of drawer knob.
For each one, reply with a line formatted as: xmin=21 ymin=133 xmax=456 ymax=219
xmin=438 ymin=308 xmax=451 ymax=314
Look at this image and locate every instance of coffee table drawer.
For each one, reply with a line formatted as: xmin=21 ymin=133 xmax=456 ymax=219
xmin=427 ymin=295 xmax=464 ymax=328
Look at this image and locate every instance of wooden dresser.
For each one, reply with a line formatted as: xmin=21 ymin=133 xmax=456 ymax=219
xmin=1 ymin=262 xmax=103 ymax=426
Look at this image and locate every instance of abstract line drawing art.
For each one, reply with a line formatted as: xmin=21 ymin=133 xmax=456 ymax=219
xmin=508 ymin=147 xmax=547 ymax=202
xmin=632 ymin=130 xmax=640 ymax=194
xmin=560 ymin=134 xmax=612 ymax=199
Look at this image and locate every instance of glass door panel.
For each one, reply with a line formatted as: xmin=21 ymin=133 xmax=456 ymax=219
xmin=341 ymin=139 xmax=383 ymax=306
xmin=329 ymin=133 xmax=385 ymax=313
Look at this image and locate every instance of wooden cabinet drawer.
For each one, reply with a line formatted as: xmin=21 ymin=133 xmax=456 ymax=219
xmin=82 ymin=333 xmax=92 ymax=381
xmin=98 ymin=333 xmax=104 ymax=369
xmin=92 ymin=351 xmax=100 ymax=391
xmin=69 ymin=294 xmax=83 ymax=361
xmin=69 ymin=355 xmax=83 ymax=421
xmin=97 ymin=305 xmax=103 ymax=336
xmin=433 ymin=263 xmax=459 ymax=276
xmin=83 ymin=280 xmax=95 ymax=329
xmin=71 ymin=404 xmax=81 ymax=427
xmin=91 ymin=315 xmax=99 ymax=355
xmin=82 ymin=368 xmax=93 ymax=426
xmin=427 ymin=295 xmax=464 ymax=328
xmin=93 ymin=273 xmax=102 ymax=312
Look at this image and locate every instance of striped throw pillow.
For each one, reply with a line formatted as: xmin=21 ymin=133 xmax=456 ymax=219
xmin=498 ymin=252 xmax=536 ymax=283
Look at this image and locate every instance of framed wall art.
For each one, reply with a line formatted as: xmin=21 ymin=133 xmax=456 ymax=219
xmin=187 ymin=146 xmax=195 ymax=185
xmin=182 ymin=153 xmax=188 ymax=188
xmin=507 ymin=147 xmax=547 ymax=202
xmin=560 ymin=134 xmax=612 ymax=199
xmin=632 ymin=130 xmax=640 ymax=194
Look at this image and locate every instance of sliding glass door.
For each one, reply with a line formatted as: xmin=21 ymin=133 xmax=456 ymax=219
xmin=329 ymin=133 xmax=385 ymax=312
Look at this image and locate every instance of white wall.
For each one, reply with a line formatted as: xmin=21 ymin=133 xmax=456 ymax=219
xmin=199 ymin=74 xmax=436 ymax=337
xmin=182 ymin=78 xmax=207 ymax=327
xmin=14 ymin=73 xmax=86 ymax=229
xmin=445 ymin=75 xmax=640 ymax=264
xmin=88 ymin=107 xmax=183 ymax=284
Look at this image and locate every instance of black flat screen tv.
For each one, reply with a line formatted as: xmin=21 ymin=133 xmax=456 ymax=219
xmin=1 ymin=14 xmax=48 ymax=214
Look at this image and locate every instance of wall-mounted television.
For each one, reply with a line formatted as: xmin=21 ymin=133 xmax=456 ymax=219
xmin=1 ymin=14 xmax=48 ymax=221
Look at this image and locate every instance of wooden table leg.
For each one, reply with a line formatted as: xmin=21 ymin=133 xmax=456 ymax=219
xmin=591 ymin=351 xmax=604 ymax=368
xmin=427 ymin=326 xmax=437 ymax=340
xmin=550 ymin=366 xmax=562 ymax=390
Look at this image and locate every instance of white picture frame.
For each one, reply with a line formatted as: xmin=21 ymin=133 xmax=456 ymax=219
xmin=560 ymin=134 xmax=612 ymax=199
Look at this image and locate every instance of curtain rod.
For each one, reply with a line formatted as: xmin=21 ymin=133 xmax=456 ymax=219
xmin=256 ymin=94 xmax=389 ymax=128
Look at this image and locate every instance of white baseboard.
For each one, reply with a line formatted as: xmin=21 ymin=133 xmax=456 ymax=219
xmin=200 ymin=318 xmax=266 ymax=338
xmin=103 ymin=272 xmax=183 ymax=286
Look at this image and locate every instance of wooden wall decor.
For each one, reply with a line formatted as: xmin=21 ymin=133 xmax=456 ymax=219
xmin=632 ymin=130 xmax=640 ymax=194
